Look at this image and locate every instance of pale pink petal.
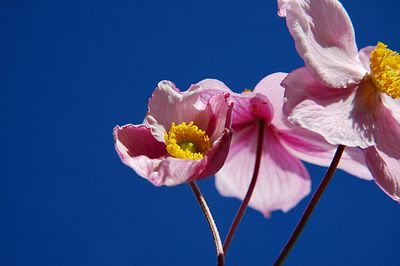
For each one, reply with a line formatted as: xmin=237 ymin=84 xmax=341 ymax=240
xmin=145 ymin=80 xmax=228 ymax=142
xmin=144 ymin=81 xmax=204 ymax=141
xmin=282 ymin=67 xmax=375 ymax=148
xmin=279 ymin=127 xmax=373 ymax=180
xmin=205 ymin=93 xmax=233 ymax=141
xmin=339 ymin=147 xmax=373 ymax=180
xmin=196 ymin=79 xmax=231 ymax=92
xmin=382 ymin=94 xmax=400 ymax=125
xmin=187 ymin=79 xmax=231 ymax=107
xmin=148 ymin=157 xmax=205 ymax=186
xmin=277 ymin=0 xmax=291 ymax=17
xmin=285 ymin=0 xmax=366 ymax=87
xmin=358 ymin=46 xmax=375 ymax=71
xmin=253 ymin=72 xmax=289 ymax=129
xmin=371 ymin=102 xmax=400 ymax=160
xmin=364 ymin=147 xmax=400 ymax=201
xmin=215 ymin=126 xmax=311 ymax=217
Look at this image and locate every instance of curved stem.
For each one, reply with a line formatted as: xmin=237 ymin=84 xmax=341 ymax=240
xmin=189 ymin=181 xmax=224 ymax=266
xmin=273 ymin=145 xmax=346 ymax=265
xmin=223 ymin=120 xmax=265 ymax=255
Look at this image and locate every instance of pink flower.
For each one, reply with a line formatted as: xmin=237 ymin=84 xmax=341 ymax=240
xmin=279 ymin=0 xmax=400 ymax=200
xmin=206 ymin=73 xmax=371 ymax=217
xmin=114 ymin=80 xmax=233 ymax=186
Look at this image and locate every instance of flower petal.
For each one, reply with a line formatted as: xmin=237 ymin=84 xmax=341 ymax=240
xmin=114 ymin=123 xmax=231 ymax=186
xmin=230 ymin=92 xmax=274 ymax=130
xmin=204 ymin=93 xmax=233 ymax=141
xmin=277 ymin=0 xmax=291 ymax=17
xmin=364 ymin=147 xmax=400 ymax=201
xmin=145 ymin=80 xmax=228 ymax=142
xmin=215 ymin=126 xmax=311 ymax=217
xmin=114 ymin=124 xmax=167 ymax=159
xmin=152 ymin=128 xmax=232 ymax=186
xmin=382 ymin=94 xmax=400 ymax=125
xmin=371 ymin=102 xmax=400 ymax=160
xmin=148 ymin=157 xmax=205 ymax=186
xmin=285 ymin=0 xmax=366 ymax=87
xmin=339 ymin=147 xmax=373 ymax=180
xmin=195 ymin=79 xmax=231 ymax=92
xmin=197 ymin=128 xmax=233 ymax=180
xmin=114 ymin=124 xmax=175 ymax=185
xmin=279 ymin=127 xmax=373 ymax=180
xmin=253 ymin=72 xmax=290 ymax=129
xmin=358 ymin=46 xmax=375 ymax=71
xmin=282 ymin=67 xmax=375 ymax=148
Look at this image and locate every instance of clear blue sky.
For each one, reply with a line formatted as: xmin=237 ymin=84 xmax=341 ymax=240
xmin=1 ymin=0 xmax=399 ymax=265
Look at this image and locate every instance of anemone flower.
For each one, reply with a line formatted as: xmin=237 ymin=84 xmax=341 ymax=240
xmin=114 ymin=80 xmax=233 ymax=186
xmin=203 ymin=73 xmax=371 ymax=217
xmin=278 ymin=0 xmax=400 ymax=200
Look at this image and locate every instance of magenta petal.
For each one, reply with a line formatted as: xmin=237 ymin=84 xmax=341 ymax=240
xmin=365 ymin=147 xmax=400 ymax=201
xmin=282 ymin=67 xmax=375 ymax=148
xmin=114 ymin=124 xmax=230 ymax=186
xmin=285 ymin=0 xmax=366 ymax=87
xmin=114 ymin=124 xmax=174 ymax=185
xmin=197 ymin=128 xmax=233 ymax=181
xmin=228 ymin=92 xmax=274 ymax=131
xmin=114 ymin=124 xmax=167 ymax=159
xmin=216 ymin=126 xmax=310 ymax=216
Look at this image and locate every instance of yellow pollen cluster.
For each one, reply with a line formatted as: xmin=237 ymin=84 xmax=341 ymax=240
xmin=243 ymin=89 xmax=252 ymax=93
xmin=370 ymin=42 xmax=400 ymax=99
xmin=164 ymin=121 xmax=211 ymax=160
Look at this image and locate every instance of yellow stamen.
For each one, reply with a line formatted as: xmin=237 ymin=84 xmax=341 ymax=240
xmin=164 ymin=121 xmax=211 ymax=160
xmin=243 ymin=89 xmax=252 ymax=93
xmin=370 ymin=42 xmax=400 ymax=99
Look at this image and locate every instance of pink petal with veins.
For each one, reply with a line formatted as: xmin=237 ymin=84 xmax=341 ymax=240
xmin=216 ymin=126 xmax=310 ymax=216
xmin=285 ymin=0 xmax=366 ymax=87
xmin=365 ymin=147 xmax=400 ymax=201
xmin=282 ymin=67 xmax=375 ymax=148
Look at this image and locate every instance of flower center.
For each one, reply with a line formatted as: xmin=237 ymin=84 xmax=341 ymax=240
xmin=164 ymin=121 xmax=211 ymax=160
xmin=370 ymin=42 xmax=400 ymax=99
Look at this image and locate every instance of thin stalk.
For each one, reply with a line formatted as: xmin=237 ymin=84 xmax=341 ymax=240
xmin=189 ymin=181 xmax=224 ymax=266
xmin=273 ymin=144 xmax=346 ymax=265
xmin=223 ymin=120 xmax=265 ymax=255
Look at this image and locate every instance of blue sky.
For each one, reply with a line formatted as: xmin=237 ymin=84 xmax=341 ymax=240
xmin=1 ymin=0 xmax=399 ymax=265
